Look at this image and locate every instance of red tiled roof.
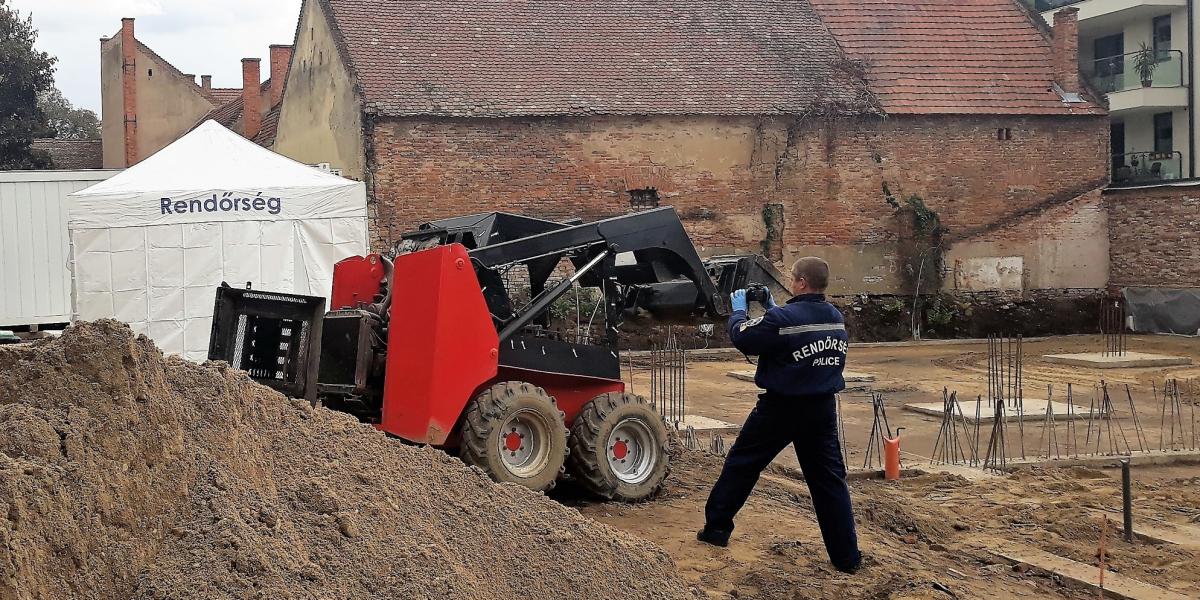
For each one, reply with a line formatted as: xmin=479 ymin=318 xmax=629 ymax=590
xmin=208 ymin=88 xmax=242 ymax=104
xmin=192 ymin=80 xmax=278 ymax=147
xmin=252 ymin=105 xmax=281 ymax=147
xmin=806 ymin=0 xmax=1104 ymax=115
xmin=31 ymin=139 xmax=103 ymax=170
xmin=205 ymin=96 xmax=244 ymax=130
xmin=319 ymin=0 xmax=879 ymax=117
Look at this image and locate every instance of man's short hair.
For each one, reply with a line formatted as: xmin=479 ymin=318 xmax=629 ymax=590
xmin=791 ymin=257 xmax=830 ymax=291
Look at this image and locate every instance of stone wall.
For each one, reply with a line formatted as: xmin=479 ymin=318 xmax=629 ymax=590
xmin=1106 ymin=184 xmax=1200 ymax=288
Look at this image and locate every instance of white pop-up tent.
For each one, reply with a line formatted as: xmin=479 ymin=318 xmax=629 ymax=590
xmin=69 ymin=120 xmax=368 ymax=360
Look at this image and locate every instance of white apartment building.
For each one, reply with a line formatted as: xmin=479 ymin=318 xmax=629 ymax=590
xmin=1038 ymin=0 xmax=1194 ymax=184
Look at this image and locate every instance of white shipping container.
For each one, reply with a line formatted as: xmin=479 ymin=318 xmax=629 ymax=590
xmin=0 ymin=170 xmax=120 ymax=327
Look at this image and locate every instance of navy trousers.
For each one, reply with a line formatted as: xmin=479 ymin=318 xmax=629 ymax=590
xmin=703 ymin=392 xmax=861 ymax=570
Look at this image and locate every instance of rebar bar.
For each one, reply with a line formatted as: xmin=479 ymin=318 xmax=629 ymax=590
xmin=974 ymin=394 xmax=983 ymax=465
xmin=1101 ymin=299 xmax=1127 ymax=357
xmin=648 ymin=328 xmax=689 ymax=429
xmin=863 ymin=393 xmax=892 ymax=470
xmin=1123 ymin=384 xmax=1148 ymax=453
xmin=983 ymin=398 xmax=1008 ymax=472
xmin=1066 ymin=383 xmax=1079 ymax=458
xmin=1039 ymin=384 xmax=1060 ymax=460
xmin=709 ymin=434 xmax=726 ymax=457
xmin=1099 ymin=381 xmax=1132 ymax=456
xmin=952 ymin=392 xmax=980 ymax=466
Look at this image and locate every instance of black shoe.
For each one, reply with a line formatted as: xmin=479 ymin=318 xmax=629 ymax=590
xmin=696 ymin=527 xmax=730 ymax=547
xmin=835 ymin=554 xmax=867 ymax=574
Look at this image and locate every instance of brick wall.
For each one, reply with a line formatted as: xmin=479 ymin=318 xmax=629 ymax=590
xmin=368 ymin=113 xmax=1108 ymax=291
xmin=1106 ymin=184 xmax=1200 ymax=288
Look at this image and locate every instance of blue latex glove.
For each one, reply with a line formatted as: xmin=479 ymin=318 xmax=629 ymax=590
xmin=731 ymin=289 xmax=748 ymax=312
xmin=762 ymin=293 xmax=778 ymax=310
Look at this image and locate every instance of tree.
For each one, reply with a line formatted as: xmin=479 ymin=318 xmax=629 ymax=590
xmin=0 ymin=0 xmax=56 ymax=169
xmin=39 ymin=87 xmax=99 ymax=140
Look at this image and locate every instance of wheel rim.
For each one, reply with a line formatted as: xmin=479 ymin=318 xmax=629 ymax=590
xmin=607 ymin=417 xmax=657 ymax=485
xmin=499 ymin=407 xmax=551 ymax=478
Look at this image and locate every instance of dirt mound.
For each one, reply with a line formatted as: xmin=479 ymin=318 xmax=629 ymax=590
xmin=0 ymin=320 xmax=695 ymax=600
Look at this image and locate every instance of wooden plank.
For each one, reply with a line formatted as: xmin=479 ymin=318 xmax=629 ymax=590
xmin=992 ymin=543 xmax=1191 ymax=600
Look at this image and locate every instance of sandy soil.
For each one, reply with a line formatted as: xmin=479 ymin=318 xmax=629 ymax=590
xmin=0 ymin=321 xmax=695 ymax=600
xmin=573 ymin=334 xmax=1200 ymax=599
xmin=576 ymin=450 xmax=1200 ymax=599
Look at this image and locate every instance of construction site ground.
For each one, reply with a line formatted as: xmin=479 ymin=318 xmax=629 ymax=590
xmin=573 ymin=334 xmax=1200 ymax=599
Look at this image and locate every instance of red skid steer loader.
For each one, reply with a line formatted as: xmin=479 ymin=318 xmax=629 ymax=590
xmin=209 ymin=207 xmax=785 ymax=500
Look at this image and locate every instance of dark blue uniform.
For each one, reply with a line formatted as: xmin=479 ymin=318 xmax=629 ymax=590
xmin=703 ymin=293 xmax=861 ymax=572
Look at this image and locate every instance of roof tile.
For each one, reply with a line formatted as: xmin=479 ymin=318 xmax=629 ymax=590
xmin=320 ymin=0 xmax=879 ymax=117
xmin=807 ymin=0 xmax=1104 ymax=115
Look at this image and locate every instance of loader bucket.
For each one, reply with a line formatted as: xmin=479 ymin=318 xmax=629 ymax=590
xmin=208 ymin=285 xmax=325 ymax=403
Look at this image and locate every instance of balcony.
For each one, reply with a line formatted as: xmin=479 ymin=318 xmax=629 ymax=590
xmin=1112 ymin=151 xmax=1183 ymax=186
xmin=1086 ymin=50 xmax=1188 ymax=112
xmin=1039 ymin=0 xmax=1187 ymax=24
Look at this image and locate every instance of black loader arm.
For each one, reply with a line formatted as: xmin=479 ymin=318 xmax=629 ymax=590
xmin=398 ymin=207 xmax=787 ymax=343
xmin=462 ymin=207 xmax=723 ymax=315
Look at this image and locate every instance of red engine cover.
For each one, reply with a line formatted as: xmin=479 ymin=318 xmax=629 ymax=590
xmin=330 ymin=254 xmax=387 ymax=310
xmin=379 ymin=244 xmax=499 ymax=444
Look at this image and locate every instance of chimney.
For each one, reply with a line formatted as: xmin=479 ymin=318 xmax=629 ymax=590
xmin=120 ymin=18 xmax=138 ymax=166
xmin=200 ymin=74 xmax=212 ymax=96
xmin=183 ymin=73 xmax=196 ymax=85
xmin=242 ymin=58 xmax=262 ymax=139
xmin=268 ymin=44 xmax=292 ymax=106
xmin=1053 ymin=7 xmax=1081 ymax=92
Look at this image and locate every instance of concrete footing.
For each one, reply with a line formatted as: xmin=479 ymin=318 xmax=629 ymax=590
xmin=675 ymin=414 xmax=738 ymax=431
xmin=727 ymin=370 xmax=875 ymax=384
xmin=904 ymin=400 xmax=1091 ymax=423
xmin=1042 ymin=351 xmax=1192 ymax=369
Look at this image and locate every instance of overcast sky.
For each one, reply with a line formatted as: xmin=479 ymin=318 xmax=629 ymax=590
xmin=11 ymin=0 xmax=302 ymax=114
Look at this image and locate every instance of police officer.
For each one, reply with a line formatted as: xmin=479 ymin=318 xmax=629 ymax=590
xmin=697 ymin=257 xmax=862 ymax=574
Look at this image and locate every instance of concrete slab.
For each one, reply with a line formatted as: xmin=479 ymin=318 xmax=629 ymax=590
xmin=674 ymin=414 xmax=738 ymax=431
xmin=903 ymin=400 xmax=1092 ymax=423
xmin=727 ymin=370 xmax=875 ymax=383
xmin=904 ymin=399 xmax=1085 ymax=422
xmin=1001 ymin=449 xmax=1200 ymax=471
xmin=991 ymin=542 xmax=1191 ymax=600
xmin=1042 ymin=351 xmax=1192 ymax=369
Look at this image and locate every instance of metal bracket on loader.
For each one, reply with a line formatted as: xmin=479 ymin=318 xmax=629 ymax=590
xmin=207 ymin=283 xmax=325 ymax=403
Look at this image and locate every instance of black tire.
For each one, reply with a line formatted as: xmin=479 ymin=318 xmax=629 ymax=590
xmin=568 ymin=392 xmax=670 ymax=501
xmin=460 ymin=381 xmax=568 ymax=492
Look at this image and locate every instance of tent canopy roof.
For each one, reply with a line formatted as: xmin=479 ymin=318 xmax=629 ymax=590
xmin=74 ymin=120 xmax=355 ymax=196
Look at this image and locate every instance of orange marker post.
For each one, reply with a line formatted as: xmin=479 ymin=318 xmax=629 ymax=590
xmin=884 ymin=428 xmax=904 ymax=480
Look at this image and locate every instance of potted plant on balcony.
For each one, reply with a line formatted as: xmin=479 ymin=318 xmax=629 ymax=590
xmin=1134 ymin=42 xmax=1159 ymax=87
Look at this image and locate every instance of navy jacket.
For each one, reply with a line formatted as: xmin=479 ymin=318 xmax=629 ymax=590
xmin=728 ymin=293 xmax=848 ymax=397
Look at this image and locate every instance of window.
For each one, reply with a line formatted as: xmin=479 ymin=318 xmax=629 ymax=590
xmin=628 ymin=188 xmax=660 ymax=209
xmin=1154 ymin=112 xmax=1173 ymax=154
xmin=147 ymin=68 xmax=153 ymax=77
xmin=1153 ymin=15 xmax=1172 ymax=60
xmin=1094 ymin=34 xmax=1125 ymax=78
xmin=996 ymin=128 xmax=1012 ymax=141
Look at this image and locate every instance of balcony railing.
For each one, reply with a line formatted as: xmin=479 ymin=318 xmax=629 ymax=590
xmin=1087 ymin=50 xmax=1186 ymax=94
xmin=1112 ymin=151 xmax=1183 ymax=185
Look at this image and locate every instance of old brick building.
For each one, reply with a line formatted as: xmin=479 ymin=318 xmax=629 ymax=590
xmin=268 ymin=0 xmax=1110 ymax=295
xmin=99 ymin=19 xmax=292 ymax=167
